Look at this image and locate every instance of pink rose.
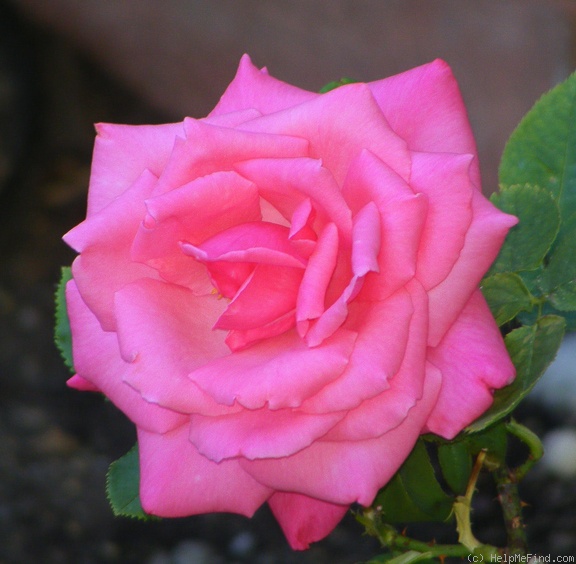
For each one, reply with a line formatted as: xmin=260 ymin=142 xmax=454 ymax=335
xmin=64 ymin=55 xmax=517 ymax=549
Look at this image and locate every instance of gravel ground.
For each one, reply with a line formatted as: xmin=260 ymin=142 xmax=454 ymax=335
xmin=1 ymin=8 xmax=575 ymax=563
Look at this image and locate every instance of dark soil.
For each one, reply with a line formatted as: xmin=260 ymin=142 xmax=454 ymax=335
xmin=1 ymin=6 xmax=574 ymax=563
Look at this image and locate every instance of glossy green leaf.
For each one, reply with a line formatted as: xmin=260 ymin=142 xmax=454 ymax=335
xmin=437 ymin=441 xmax=472 ymax=495
xmin=481 ymin=272 xmax=534 ymax=326
xmin=542 ymin=222 xmax=576 ymax=311
xmin=106 ymin=444 xmax=155 ymax=520
xmin=54 ymin=266 xmax=74 ymax=372
xmin=489 ymin=184 xmax=560 ymax=274
xmin=466 ymin=315 xmax=566 ymax=433
xmin=499 ymin=71 xmax=576 ymax=216
xmin=375 ymin=440 xmax=453 ymax=523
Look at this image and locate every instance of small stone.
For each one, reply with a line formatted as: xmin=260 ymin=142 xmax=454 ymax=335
xmin=540 ymin=427 xmax=576 ymax=478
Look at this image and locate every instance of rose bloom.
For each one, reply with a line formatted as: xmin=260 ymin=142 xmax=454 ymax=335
xmin=64 ymin=55 xmax=517 ymax=549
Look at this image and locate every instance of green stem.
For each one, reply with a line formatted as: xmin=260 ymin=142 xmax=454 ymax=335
xmin=494 ymin=465 xmax=527 ymax=555
xmin=505 ymin=419 xmax=544 ymax=481
xmin=359 ymin=508 xmax=501 ymax=561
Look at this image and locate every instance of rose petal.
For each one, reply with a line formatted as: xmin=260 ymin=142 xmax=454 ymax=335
xmin=114 ymin=279 xmax=232 ymax=416
xmin=66 ymin=280 xmax=186 ymax=433
xmin=86 ymin=121 xmax=184 ymax=216
xmin=138 ymin=425 xmax=272 ymax=518
xmin=210 ymin=54 xmax=318 ymax=116
xmin=370 ymin=58 xmax=481 ymax=187
xmin=181 ymin=221 xmax=307 ymax=269
xmin=427 ymin=189 xmax=518 ymax=346
xmin=214 ymin=264 xmax=302 ymax=331
xmin=240 ymin=364 xmax=441 ymax=506
xmin=425 ymin=289 xmax=516 ymax=438
xmin=301 ymin=283 xmax=423 ymax=414
xmin=64 ymin=169 xmax=160 ymax=331
xmin=323 ymin=281 xmax=429 ymax=441
xmin=236 ymin=157 xmax=352 ymax=239
xmin=239 ymin=83 xmax=410 ymax=184
xmin=131 ymin=170 xmax=261 ymax=290
xmin=342 ymin=150 xmax=427 ymax=299
xmin=268 ymin=492 xmax=348 ymax=551
xmin=152 ymin=119 xmax=309 ymax=196
xmin=188 ymin=407 xmax=343 ymax=462
xmin=411 ymin=151 xmax=474 ymax=290
xmin=188 ymin=328 xmax=357 ymax=410
xmin=296 ymin=222 xmax=339 ymax=328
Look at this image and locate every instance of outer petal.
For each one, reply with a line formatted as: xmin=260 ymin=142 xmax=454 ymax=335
xmin=87 ymin=122 xmax=183 ymax=216
xmin=114 ymin=279 xmax=232 ymax=416
xmin=64 ymin=169 xmax=160 ymax=331
xmin=152 ymin=119 xmax=309 ymax=196
xmin=268 ymin=492 xmax=348 ymax=551
xmin=239 ymin=82 xmax=410 ymax=185
xmin=138 ymin=425 xmax=272 ymax=518
xmin=424 ymin=289 xmax=516 ymax=438
xmin=411 ymin=151 xmax=474 ymax=290
xmin=427 ymin=190 xmax=518 ymax=346
xmin=369 ymin=59 xmax=481 ymax=188
xmin=66 ymin=280 xmax=186 ymax=433
xmin=210 ymin=54 xmax=317 ymax=116
xmin=240 ymin=365 xmax=442 ymax=506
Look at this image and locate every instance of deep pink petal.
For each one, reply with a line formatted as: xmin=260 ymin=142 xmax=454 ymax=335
xmin=215 ymin=264 xmax=302 ymax=331
xmin=64 ymin=169 xmax=160 ymax=331
xmin=225 ymin=311 xmax=296 ymax=352
xmin=239 ymin=83 xmax=410 ymax=185
xmin=342 ymin=150 xmax=427 ymax=300
xmin=138 ymin=425 xmax=272 ymax=518
xmin=86 ymin=122 xmax=183 ymax=216
xmin=114 ymin=279 xmax=233 ymax=416
xmin=296 ymin=223 xmax=339 ymax=327
xmin=188 ymin=408 xmax=343 ymax=462
xmin=236 ymin=157 xmax=353 ymax=239
xmin=268 ymin=492 xmax=348 ymax=550
xmin=66 ymin=280 xmax=186 ymax=433
xmin=131 ymin=171 xmax=261 ymax=291
xmin=210 ymin=54 xmax=318 ymax=116
xmin=351 ymin=201 xmax=381 ymax=276
xmin=411 ymin=151 xmax=474 ymax=290
xmin=425 ymin=289 xmax=516 ymax=438
xmin=370 ymin=59 xmax=481 ymax=188
xmin=181 ymin=222 xmax=306 ymax=268
xmin=152 ymin=119 xmax=309 ymax=196
xmin=188 ymin=328 xmax=357 ymax=410
xmin=427 ymin=190 xmax=518 ymax=346
xmin=240 ymin=365 xmax=441 ymax=506
xmin=67 ymin=374 xmax=100 ymax=392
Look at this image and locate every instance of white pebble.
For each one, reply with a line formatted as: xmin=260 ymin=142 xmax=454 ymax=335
xmin=541 ymin=427 xmax=576 ymax=479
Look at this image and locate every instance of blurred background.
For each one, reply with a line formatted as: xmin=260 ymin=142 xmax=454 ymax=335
xmin=0 ymin=1 xmax=575 ymax=562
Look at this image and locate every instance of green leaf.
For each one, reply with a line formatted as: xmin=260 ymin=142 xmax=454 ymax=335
xmin=499 ymin=71 xmax=576 ymax=217
xmin=542 ymin=222 xmax=576 ymax=310
xmin=54 ymin=266 xmax=74 ymax=372
xmin=106 ymin=444 xmax=155 ymax=520
xmin=375 ymin=439 xmax=453 ymax=523
xmin=489 ymin=184 xmax=560 ymax=274
xmin=466 ymin=315 xmax=566 ymax=433
xmin=437 ymin=441 xmax=472 ymax=495
xmin=319 ymin=77 xmax=358 ymax=93
xmin=481 ymin=272 xmax=534 ymax=326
